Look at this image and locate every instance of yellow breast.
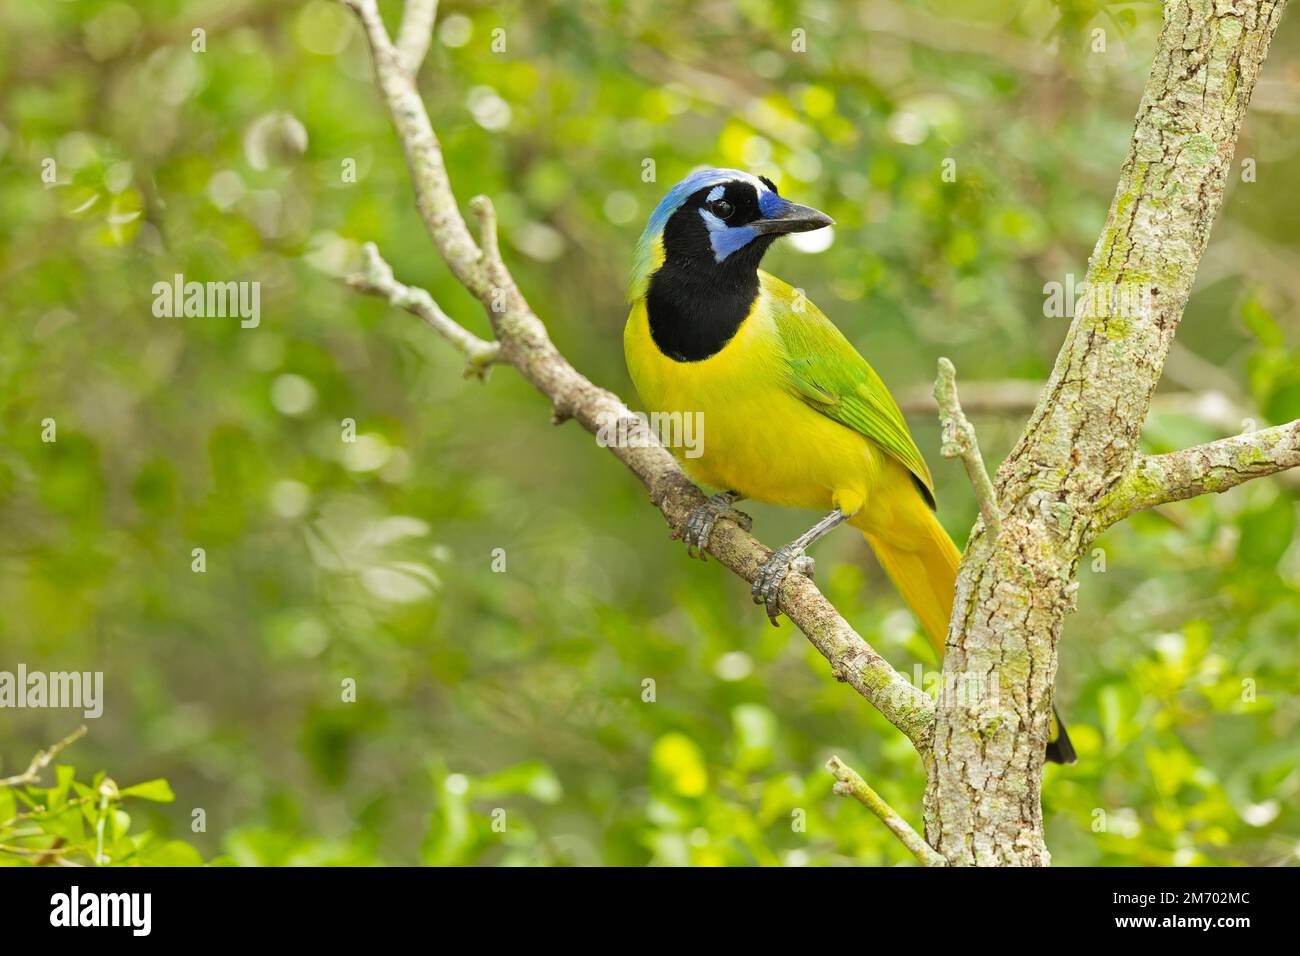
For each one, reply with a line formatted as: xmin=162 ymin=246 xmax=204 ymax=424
xmin=623 ymin=288 xmax=883 ymax=513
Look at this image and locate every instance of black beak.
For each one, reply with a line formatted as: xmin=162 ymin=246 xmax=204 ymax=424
xmin=749 ymin=200 xmax=835 ymax=236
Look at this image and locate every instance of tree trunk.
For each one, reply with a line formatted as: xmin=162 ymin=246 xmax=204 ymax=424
xmin=924 ymin=0 xmax=1287 ymax=866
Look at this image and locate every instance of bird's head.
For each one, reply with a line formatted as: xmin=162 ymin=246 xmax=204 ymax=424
xmin=629 ymin=168 xmax=833 ymax=300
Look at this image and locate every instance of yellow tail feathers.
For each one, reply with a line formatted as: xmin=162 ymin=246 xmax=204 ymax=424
xmin=861 ymin=494 xmax=1076 ymax=764
xmin=862 ymin=505 xmax=961 ymax=659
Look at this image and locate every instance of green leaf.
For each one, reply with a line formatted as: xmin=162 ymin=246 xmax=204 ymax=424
xmin=140 ymin=839 xmax=205 ymax=867
xmin=42 ymin=806 xmax=87 ymax=845
xmin=111 ymin=809 xmax=132 ymax=841
xmin=45 ymin=766 xmax=75 ymax=812
xmin=120 ymin=779 xmax=176 ymax=803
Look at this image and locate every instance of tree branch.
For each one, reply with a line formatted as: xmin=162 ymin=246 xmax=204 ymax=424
xmin=340 ymin=0 xmax=935 ymax=749
xmin=826 ymin=755 xmax=945 ymax=867
xmin=926 ymin=0 xmax=1289 ymax=866
xmin=901 ymin=379 xmax=1300 ymax=495
xmin=394 ymin=0 xmax=437 ymax=75
xmin=934 ymin=358 xmax=1001 ymax=539
xmin=0 ymin=726 xmax=87 ymax=789
xmin=347 ymin=242 xmax=500 ymax=378
xmin=1103 ymin=419 xmax=1300 ymax=524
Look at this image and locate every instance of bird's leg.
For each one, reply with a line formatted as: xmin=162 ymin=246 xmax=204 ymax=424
xmin=683 ymin=491 xmax=752 ymax=560
xmin=752 ymin=508 xmax=851 ymax=625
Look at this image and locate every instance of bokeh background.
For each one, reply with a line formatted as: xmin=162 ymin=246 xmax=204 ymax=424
xmin=1 ymin=0 xmax=1298 ymax=866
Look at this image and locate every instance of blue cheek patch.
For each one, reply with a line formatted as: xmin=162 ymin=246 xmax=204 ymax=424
xmin=711 ymin=225 xmax=758 ymax=260
xmin=699 ymin=208 xmax=757 ymax=261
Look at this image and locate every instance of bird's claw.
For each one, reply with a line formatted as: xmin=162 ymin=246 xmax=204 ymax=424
xmin=752 ymin=546 xmax=815 ymax=624
xmin=683 ymin=495 xmax=753 ymax=560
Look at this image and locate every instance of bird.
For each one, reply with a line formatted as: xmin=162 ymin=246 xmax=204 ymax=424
xmin=624 ymin=168 xmax=1074 ymax=764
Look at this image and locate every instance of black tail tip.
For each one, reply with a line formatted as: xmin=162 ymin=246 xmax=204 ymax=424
xmin=1045 ymin=719 xmax=1077 ymax=765
xmin=1045 ymin=738 xmax=1076 ymax=764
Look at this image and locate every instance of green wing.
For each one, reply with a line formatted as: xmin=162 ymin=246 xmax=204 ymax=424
xmin=764 ymin=272 xmax=936 ymax=508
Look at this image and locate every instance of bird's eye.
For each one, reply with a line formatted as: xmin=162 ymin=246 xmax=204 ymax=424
xmin=710 ymin=199 xmax=735 ymax=220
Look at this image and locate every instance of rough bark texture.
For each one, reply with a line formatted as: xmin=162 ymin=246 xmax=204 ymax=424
xmin=1102 ymin=418 xmax=1300 ymax=523
xmin=924 ymin=0 xmax=1288 ymax=866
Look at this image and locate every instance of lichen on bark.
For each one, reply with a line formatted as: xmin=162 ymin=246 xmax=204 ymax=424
xmin=925 ymin=0 xmax=1288 ymax=866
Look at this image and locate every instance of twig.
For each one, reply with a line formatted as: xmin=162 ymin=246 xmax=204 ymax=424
xmin=934 ymin=358 xmax=1001 ymax=539
xmin=0 ymin=842 xmax=74 ymax=857
xmin=469 ymin=195 xmax=503 ymax=276
xmin=0 ymin=793 xmax=94 ymax=833
xmin=0 ymin=725 xmax=88 ymax=788
xmin=1102 ymin=418 xmax=1300 ymax=526
xmin=339 ymin=0 xmax=936 ymax=749
xmin=826 ymin=755 xmax=945 ymax=867
xmin=899 ymin=379 xmax=1300 ymax=496
xmin=342 ymin=0 xmax=495 ymax=302
xmin=346 ymin=242 xmax=499 ymax=378
xmin=394 ymin=0 xmax=437 ymax=75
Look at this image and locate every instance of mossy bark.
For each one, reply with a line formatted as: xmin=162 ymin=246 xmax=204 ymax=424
xmin=924 ymin=0 xmax=1287 ymax=866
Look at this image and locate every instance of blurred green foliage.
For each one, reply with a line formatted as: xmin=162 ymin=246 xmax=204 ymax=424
xmin=0 ymin=0 xmax=1297 ymax=866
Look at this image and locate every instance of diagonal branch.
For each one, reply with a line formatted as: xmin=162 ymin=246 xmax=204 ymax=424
xmin=0 ymin=725 xmax=87 ymax=789
xmin=934 ymin=358 xmax=1001 ymax=539
xmin=1102 ymin=418 xmax=1300 ymax=526
xmin=826 ymin=755 xmax=945 ymax=866
xmin=347 ymin=242 xmax=500 ymax=378
xmin=340 ymin=0 xmax=935 ymax=749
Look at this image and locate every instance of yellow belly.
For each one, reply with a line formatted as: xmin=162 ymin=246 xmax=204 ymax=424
xmin=624 ymin=297 xmax=884 ymax=516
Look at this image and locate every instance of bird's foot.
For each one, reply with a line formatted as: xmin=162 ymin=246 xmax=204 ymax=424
xmin=752 ymin=546 xmax=816 ymax=625
xmin=683 ymin=492 xmax=752 ymax=560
